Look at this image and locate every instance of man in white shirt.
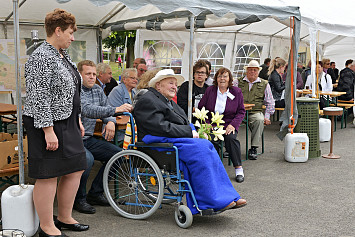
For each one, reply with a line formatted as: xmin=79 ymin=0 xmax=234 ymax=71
xmin=304 ymin=61 xmax=332 ymax=109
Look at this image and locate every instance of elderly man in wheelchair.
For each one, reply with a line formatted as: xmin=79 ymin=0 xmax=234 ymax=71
xmin=103 ymin=69 xmax=246 ymax=228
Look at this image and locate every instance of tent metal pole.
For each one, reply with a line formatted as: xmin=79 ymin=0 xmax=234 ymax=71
xmin=3 ymin=0 xmax=26 ymax=39
xmin=97 ymin=28 xmax=103 ymax=63
xmin=13 ymin=0 xmax=24 ymax=185
xmin=187 ymin=14 xmax=195 ymax=122
xmin=268 ymin=36 xmax=272 ymax=58
xmin=123 ymin=35 xmax=128 ymax=70
xmin=230 ymin=31 xmax=238 ymax=70
xmin=96 ymin=4 xmax=126 ymax=27
xmin=6 ymin=0 xmax=27 ymax=22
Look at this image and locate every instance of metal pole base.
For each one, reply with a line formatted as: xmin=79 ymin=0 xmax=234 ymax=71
xmin=322 ymin=153 xmax=340 ymax=159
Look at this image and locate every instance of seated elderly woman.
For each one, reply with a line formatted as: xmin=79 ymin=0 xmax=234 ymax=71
xmin=133 ymin=69 xmax=246 ymax=214
xmin=107 ymin=68 xmax=138 ymax=141
xmin=198 ymin=67 xmax=246 ymax=183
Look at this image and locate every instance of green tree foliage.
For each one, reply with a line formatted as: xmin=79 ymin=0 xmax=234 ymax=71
xmin=102 ymin=31 xmax=136 ymax=62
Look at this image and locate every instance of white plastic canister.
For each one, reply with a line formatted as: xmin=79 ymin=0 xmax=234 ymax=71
xmin=319 ymin=118 xmax=331 ymax=142
xmin=1 ymin=185 xmax=39 ymax=236
xmin=284 ymin=133 xmax=309 ymax=162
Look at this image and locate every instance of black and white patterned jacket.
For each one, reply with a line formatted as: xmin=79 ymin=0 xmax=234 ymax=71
xmin=23 ymin=41 xmax=80 ymax=129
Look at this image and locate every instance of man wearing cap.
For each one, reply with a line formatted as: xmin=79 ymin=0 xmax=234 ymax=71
xmin=133 ymin=68 xmax=247 ymax=214
xmin=133 ymin=69 xmax=194 ymax=139
xmin=235 ymin=60 xmax=275 ymax=160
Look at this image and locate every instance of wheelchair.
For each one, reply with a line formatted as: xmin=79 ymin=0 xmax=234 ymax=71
xmin=103 ymin=112 xmax=221 ymax=228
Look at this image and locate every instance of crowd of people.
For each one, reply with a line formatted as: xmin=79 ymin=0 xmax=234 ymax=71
xmin=22 ymin=8 xmax=355 ymax=237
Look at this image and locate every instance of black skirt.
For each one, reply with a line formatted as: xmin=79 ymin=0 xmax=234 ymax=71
xmin=23 ymin=79 xmax=86 ymax=179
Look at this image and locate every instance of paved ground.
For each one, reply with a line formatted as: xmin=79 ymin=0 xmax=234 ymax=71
xmin=2 ymin=118 xmax=355 ymax=236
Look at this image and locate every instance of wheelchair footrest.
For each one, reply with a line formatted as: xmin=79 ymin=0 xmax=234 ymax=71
xmin=200 ymin=208 xmax=219 ymax=216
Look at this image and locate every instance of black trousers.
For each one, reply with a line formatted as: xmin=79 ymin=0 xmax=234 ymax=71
xmin=211 ymin=133 xmax=242 ymax=167
xmin=275 ymin=99 xmax=285 ymax=108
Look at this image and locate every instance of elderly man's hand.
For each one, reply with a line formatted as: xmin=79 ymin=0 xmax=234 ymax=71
xmin=192 ymin=130 xmax=199 ymax=138
xmin=264 ymin=118 xmax=271 ymax=125
xmin=103 ymin=121 xmax=116 ymax=141
xmin=115 ymin=103 xmax=133 ymax=113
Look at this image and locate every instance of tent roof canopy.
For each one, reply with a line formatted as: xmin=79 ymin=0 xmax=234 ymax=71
xmin=1 ymin=0 xmax=354 ymax=66
xmin=1 ymin=0 xmax=300 ymax=28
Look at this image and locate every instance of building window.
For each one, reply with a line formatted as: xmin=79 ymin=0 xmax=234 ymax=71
xmin=197 ymin=42 xmax=226 ymax=78
xmin=143 ymin=40 xmax=184 ymax=74
xmin=233 ymin=43 xmax=262 ymax=78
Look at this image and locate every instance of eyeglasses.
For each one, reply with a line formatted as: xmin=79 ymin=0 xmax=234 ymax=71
xmin=195 ymin=71 xmax=207 ymax=75
xmin=139 ymin=69 xmax=147 ymax=72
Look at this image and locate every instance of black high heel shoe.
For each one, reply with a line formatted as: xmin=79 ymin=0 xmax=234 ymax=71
xmin=54 ymin=219 xmax=89 ymax=232
xmin=38 ymin=227 xmax=68 ymax=237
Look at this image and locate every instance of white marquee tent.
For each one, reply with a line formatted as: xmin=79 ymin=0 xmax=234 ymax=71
xmin=1 ymin=0 xmax=355 ymax=66
xmin=1 ymin=0 xmax=355 ymax=183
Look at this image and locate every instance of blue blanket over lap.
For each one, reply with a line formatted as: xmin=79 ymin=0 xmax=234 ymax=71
xmin=142 ymin=135 xmax=241 ymax=215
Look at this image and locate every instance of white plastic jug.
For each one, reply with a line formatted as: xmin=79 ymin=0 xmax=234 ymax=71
xmin=1 ymin=185 xmax=39 ymax=237
xmin=319 ymin=118 xmax=331 ymax=142
xmin=284 ymin=133 xmax=309 ymax=162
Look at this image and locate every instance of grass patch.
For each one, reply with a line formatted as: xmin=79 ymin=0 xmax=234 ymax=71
xmin=109 ymin=61 xmax=124 ymax=81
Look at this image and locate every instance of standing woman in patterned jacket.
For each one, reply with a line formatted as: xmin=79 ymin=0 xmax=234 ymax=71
xmin=23 ymin=9 xmax=89 ymax=237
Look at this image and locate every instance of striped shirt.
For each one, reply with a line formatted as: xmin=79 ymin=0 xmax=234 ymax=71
xmin=81 ymin=84 xmax=116 ymax=139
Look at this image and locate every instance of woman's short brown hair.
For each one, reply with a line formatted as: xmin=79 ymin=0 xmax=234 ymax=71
xmin=137 ymin=68 xmax=161 ymax=90
xmin=45 ymin=9 xmax=77 ymax=37
xmin=213 ymin=67 xmax=234 ymax=88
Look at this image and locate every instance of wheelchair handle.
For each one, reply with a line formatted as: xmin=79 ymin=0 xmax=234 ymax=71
xmin=113 ymin=112 xmax=136 ymax=144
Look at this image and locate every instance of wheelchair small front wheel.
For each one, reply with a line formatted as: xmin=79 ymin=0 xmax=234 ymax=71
xmin=174 ymin=205 xmax=193 ymax=228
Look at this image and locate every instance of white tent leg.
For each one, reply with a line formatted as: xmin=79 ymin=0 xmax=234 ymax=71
xmin=309 ymin=27 xmax=318 ymax=98
xmin=187 ymin=14 xmax=195 ymax=122
xmin=13 ymin=0 xmax=24 ymax=185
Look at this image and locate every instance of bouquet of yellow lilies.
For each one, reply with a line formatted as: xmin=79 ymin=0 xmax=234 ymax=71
xmin=192 ymin=107 xmax=226 ymax=141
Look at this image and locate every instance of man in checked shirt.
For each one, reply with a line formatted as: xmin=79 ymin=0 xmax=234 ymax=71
xmin=233 ymin=60 xmax=275 ymax=160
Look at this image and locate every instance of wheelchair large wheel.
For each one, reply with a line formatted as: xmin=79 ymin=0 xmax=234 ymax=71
xmin=174 ymin=205 xmax=193 ymax=228
xmin=137 ymin=172 xmax=179 ymax=204
xmin=103 ymin=150 xmax=164 ymax=220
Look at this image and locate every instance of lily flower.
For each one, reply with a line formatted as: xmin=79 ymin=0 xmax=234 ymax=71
xmin=212 ymin=126 xmax=226 ymax=141
xmin=211 ymin=111 xmax=225 ymax=127
xmin=192 ymin=107 xmax=209 ymax=121
xmin=194 ymin=120 xmax=201 ymax=128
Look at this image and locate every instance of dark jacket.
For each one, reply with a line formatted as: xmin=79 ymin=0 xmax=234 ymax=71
xmin=301 ymin=67 xmax=311 ymax=85
xmin=334 ymin=68 xmax=339 ymax=80
xmin=268 ymin=70 xmax=285 ymax=101
xmin=198 ymin=86 xmax=245 ymax=132
xmin=104 ymin=77 xmax=118 ymax=96
xmin=327 ymin=68 xmax=337 ymax=84
xmin=337 ymin=67 xmax=355 ymax=101
xmin=177 ymin=80 xmax=208 ymax=116
xmin=258 ymin=64 xmax=269 ymax=80
xmin=282 ymin=71 xmax=304 ymax=89
xmin=133 ymin=87 xmax=193 ymax=140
